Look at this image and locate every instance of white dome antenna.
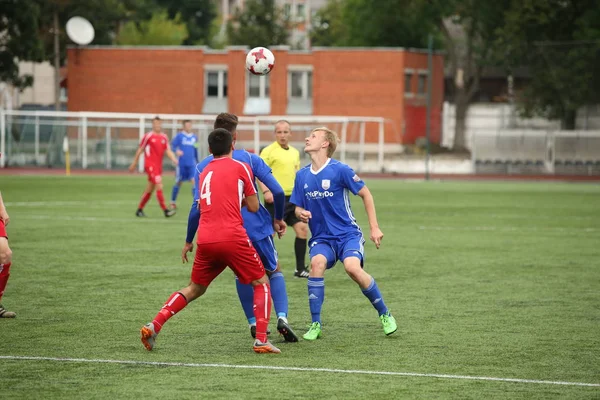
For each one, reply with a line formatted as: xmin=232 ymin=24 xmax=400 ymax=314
xmin=66 ymin=16 xmax=95 ymax=45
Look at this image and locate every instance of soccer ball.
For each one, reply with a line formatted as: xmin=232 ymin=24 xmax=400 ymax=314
xmin=246 ymin=47 xmax=275 ymax=75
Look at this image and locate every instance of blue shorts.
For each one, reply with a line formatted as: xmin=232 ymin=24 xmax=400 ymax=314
xmin=176 ymin=165 xmax=195 ymax=182
xmin=252 ymin=236 xmax=278 ymax=272
xmin=309 ymin=234 xmax=365 ymax=269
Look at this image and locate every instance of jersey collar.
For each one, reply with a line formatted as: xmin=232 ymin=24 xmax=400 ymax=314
xmin=310 ymin=158 xmax=331 ymax=175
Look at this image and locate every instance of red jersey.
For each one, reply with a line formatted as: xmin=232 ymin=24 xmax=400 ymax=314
xmin=139 ymin=131 xmax=169 ymax=169
xmin=197 ymin=157 xmax=256 ymax=244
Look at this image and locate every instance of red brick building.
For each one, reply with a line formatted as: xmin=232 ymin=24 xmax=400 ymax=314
xmin=67 ymin=46 xmax=444 ymax=144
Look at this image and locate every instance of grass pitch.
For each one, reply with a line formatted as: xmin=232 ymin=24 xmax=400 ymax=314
xmin=0 ymin=174 xmax=598 ymax=399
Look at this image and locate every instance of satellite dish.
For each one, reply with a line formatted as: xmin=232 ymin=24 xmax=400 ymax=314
xmin=66 ymin=16 xmax=95 ymax=45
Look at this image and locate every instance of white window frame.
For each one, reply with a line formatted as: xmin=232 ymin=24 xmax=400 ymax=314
xmin=288 ymin=65 xmax=313 ymax=101
xmin=246 ymin=73 xmax=270 ymax=98
xmin=204 ymin=64 xmax=228 ymax=99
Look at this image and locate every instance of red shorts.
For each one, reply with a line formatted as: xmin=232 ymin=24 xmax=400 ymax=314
xmin=145 ymin=165 xmax=162 ymax=184
xmin=0 ymin=220 xmax=6 ymax=238
xmin=191 ymin=239 xmax=265 ymax=286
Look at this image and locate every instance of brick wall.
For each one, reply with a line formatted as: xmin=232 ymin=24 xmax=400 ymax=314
xmin=68 ymin=46 xmax=444 ymax=144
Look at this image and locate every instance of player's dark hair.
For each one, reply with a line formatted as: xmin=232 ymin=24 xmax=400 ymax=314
xmin=153 ymin=116 xmax=161 ymax=121
xmin=208 ymin=128 xmax=233 ymax=157
xmin=182 ymin=119 xmax=191 ymax=124
xmin=214 ymin=113 xmax=238 ymax=133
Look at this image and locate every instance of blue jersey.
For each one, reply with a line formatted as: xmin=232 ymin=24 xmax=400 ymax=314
xmin=290 ymin=158 xmax=365 ymax=240
xmin=171 ymin=132 xmax=198 ymax=167
xmin=190 ymin=149 xmax=285 ymax=242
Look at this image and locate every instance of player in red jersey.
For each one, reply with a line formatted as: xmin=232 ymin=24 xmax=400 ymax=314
xmin=128 ymin=116 xmax=178 ymax=218
xmin=0 ymin=191 xmax=15 ymax=318
xmin=140 ymin=128 xmax=281 ymax=354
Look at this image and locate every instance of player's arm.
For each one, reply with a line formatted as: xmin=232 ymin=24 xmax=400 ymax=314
xmin=244 ymin=194 xmax=260 ymax=213
xmin=290 ymin=174 xmax=310 ymax=223
xmin=128 ymin=147 xmax=144 ymax=172
xmin=240 ymin=162 xmax=259 ymax=213
xmin=0 ymin=191 xmax=9 ymax=226
xmin=166 ymin=147 xmax=178 ymax=165
xmin=182 ymin=165 xmax=202 ymax=263
xmin=171 ymin=134 xmax=183 ymax=157
xmin=357 ymin=186 xmax=384 ymax=249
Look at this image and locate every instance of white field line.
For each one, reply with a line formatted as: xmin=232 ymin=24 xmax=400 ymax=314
xmin=0 ymin=356 xmax=598 ymax=388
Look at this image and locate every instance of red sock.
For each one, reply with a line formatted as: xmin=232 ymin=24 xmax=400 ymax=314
xmin=152 ymin=292 xmax=188 ymax=333
xmin=138 ymin=192 xmax=151 ymax=210
xmin=156 ymin=190 xmax=167 ymax=210
xmin=0 ymin=263 xmax=11 ymax=301
xmin=253 ymin=283 xmax=272 ymax=343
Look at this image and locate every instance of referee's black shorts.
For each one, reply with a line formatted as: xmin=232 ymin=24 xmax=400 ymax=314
xmin=265 ymin=195 xmax=301 ymax=227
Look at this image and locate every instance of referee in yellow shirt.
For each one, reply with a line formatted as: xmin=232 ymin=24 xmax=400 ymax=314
xmin=259 ymin=120 xmax=309 ymax=278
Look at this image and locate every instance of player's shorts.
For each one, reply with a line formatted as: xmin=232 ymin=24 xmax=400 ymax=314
xmin=265 ymin=195 xmax=301 ymax=226
xmin=176 ymin=164 xmax=195 ymax=182
xmin=192 ymin=239 xmax=265 ymax=286
xmin=145 ymin=165 xmax=162 ymax=184
xmin=0 ymin=220 xmax=7 ymax=239
xmin=252 ymin=236 xmax=278 ymax=272
xmin=308 ymin=233 xmax=366 ymax=269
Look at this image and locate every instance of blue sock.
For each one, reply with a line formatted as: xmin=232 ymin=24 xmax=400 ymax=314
xmin=235 ymin=277 xmax=255 ymax=324
xmin=171 ymin=185 xmax=180 ymax=203
xmin=308 ymin=277 xmax=325 ymax=324
xmin=361 ymin=278 xmax=389 ymax=316
xmin=269 ymin=272 xmax=288 ymax=318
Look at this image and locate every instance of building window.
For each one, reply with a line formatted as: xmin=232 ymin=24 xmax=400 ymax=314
xmin=287 ymin=66 xmax=313 ymax=114
xmin=417 ymin=71 xmax=428 ymax=95
xmin=404 ymin=69 xmax=414 ymax=97
xmin=284 ymin=3 xmax=291 ymax=19
xmin=244 ymin=72 xmax=271 ymax=115
xmin=203 ymin=65 xmax=228 ymax=113
xmin=296 ymin=4 xmax=305 ymax=22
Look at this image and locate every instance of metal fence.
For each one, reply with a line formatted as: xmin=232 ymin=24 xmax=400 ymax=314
xmin=0 ymin=110 xmax=394 ymax=173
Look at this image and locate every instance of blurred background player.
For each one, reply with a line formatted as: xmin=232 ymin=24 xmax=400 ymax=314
xmin=128 ymin=116 xmax=178 ymax=218
xmin=169 ymin=119 xmax=198 ymax=210
xmin=259 ymin=120 xmax=310 ymax=278
xmin=141 ymin=128 xmax=281 ymax=354
xmin=0 ymin=191 xmax=15 ymax=318
xmin=290 ymin=127 xmax=397 ymax=341
xmin=182 ymin=113 xmax=298 ymax=342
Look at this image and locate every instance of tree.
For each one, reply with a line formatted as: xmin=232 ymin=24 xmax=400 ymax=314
xmin=116 ymin=10 xmax=189 ymax=45
xmin=226 ymin=0 xmax=290 ymax=49
xmin=497 ymin=0 xmax=600 ymax=129
xmin=0 ymin=0 xmax=44 ymax=90
xmin=154 ymin=0 xmax=216 ymax=45
xmin=310 ymin=0 xmax=347 ymax=47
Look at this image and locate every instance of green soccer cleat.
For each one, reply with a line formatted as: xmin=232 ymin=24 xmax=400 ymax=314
xmin=380 ymin=311 xmax=397 ymax=336
xmin=303 ymin=322 xmax=322 ymax=341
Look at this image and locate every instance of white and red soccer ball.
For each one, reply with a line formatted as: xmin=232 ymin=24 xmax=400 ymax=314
xmin=245 ymin=47 xmax=275 ymax=75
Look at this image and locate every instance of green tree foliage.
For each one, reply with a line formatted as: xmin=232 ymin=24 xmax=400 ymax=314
xmin=154 ymin=0 xmax=216 ymax=45
xmin=498 ymin=0 xmax=600 ymax=129
xmin=310 ymin=0 xmax=347 ymax=47
xmin=226 ymin=0 xmax=290 ymax=48
xmin=115 ymin=10 xmax=188 ymax=45
xmin=0 ymin=0 xmax=44 ymax=89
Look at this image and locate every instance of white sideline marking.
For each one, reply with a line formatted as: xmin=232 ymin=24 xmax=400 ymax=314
xmin=0 ymin=356 xmax=598 ymax=388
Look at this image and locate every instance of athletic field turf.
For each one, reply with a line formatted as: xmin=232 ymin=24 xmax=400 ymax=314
xmin=1 ymin=175 xmax=598 ymax=399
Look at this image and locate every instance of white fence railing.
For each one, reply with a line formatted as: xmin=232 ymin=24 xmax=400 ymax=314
xmin=0 ymin=110 xmax=396 ymax=172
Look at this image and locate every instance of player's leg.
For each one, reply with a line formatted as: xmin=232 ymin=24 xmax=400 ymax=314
xmin=154 ymin=175 xmax=175 ymax=217
xmin=136 ymin=179 xmax=155 ymax=217
xmin=140 ymin=244 xmax=223 ymax=350
xmin=303 ymin=242 xmax=336 ymax=340
xmin=228 ymin=239 xmax=280 ymax=353
xmin=170 ymin=165 xmax=183 ymax=209
xmin=339 ymin=236 xmax=397 ymax=336
xmin=286 ymin=201 xmax=309 ymax=277
xmin=0 ymin=228 xmax=15 ymax=318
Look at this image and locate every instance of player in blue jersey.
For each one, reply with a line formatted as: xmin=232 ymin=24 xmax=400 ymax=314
xmin=170 ymin=120 xmax=198 ymax=209
xmin=181 ymin=113 xmax=299 ymax=342
xmin=290 ymin=127 xmax=397 ymax=340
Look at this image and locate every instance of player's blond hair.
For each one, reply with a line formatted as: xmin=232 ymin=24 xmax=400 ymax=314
xmin=312 ymin=127 xmax=339 ymax=158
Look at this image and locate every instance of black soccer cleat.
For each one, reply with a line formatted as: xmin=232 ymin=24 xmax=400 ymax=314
xmin=294 ymin=268 xmax=310 ymax=278
xmin=277 ymin=317 xmax=299 ymax=342
xmin=250 ymin=325 xmax=271 ymax=339
xmin=135 ymin=209 xmax=146 ymax=217
xmin=164 ymin=208 xmax=176 ymax=218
